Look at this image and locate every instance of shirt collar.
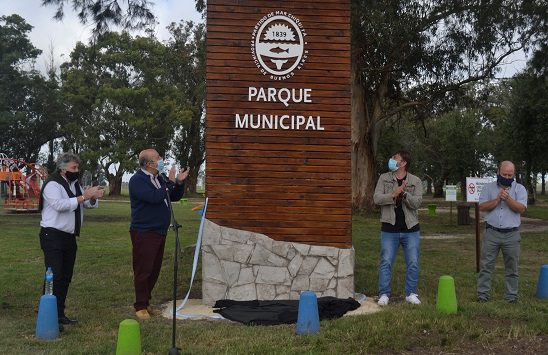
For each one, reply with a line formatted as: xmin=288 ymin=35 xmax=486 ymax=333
xmin=141 ymin=168 xmax=156 ymax=178
xmin=390 ymin=171 xmax=407 ymax=181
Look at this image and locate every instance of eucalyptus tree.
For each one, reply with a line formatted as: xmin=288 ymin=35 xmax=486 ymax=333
xmin=351 ymin=0 xmax=547 ymax=210
xmin=42 ymin=0 xmax=155 ymax=36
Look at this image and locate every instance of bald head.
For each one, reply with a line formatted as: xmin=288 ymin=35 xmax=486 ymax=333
xmin=498 ymin=160 xmax=515 ymax=179
xmin=139 ymin=149 xmax=160 ymax=167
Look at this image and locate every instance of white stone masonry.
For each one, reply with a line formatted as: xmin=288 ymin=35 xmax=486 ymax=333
xmin=201 ymin=219 xmax=354 ymax=305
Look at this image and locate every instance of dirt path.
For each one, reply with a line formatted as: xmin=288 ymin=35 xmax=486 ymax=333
xmin=422 ymin=215 xmax=548 ymax=240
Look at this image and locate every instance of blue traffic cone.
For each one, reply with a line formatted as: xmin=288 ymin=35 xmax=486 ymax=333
xmin=35 ymin=295 xmax=59 ymax=340
xmin=536 ymin=264 xmax=548 ymax=299
xmin=296 ymin=291 xmax=320 ymax=335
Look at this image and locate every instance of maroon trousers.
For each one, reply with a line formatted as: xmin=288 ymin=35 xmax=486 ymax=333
xmin=130 ymin=230 xmax=166 ymax=311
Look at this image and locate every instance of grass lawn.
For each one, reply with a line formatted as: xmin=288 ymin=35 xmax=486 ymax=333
xmin=1 ymin=197 xmax=547 ymax=354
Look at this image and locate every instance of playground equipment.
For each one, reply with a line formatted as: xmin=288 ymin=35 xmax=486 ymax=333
xmin=0 ymin=153 xmax=48 ymax=212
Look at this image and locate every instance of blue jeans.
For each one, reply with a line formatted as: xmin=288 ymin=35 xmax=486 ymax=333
xmin=378 ymin=231 xmax=420 ymax=296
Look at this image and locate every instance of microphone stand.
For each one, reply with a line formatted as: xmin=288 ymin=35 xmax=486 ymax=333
xmin=159 ymin=174 xmax=182 ymax=355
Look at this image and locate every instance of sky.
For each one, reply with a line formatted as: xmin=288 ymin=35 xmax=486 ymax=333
xmin=1 ymin=1 xmax=529 ymax=79
xmin=1 ymin=0 xmax=203 ymax=73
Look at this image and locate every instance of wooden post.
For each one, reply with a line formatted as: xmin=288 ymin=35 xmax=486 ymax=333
xmin=475 ymin=202 xmax=480 ymax=272
xmin=449 ymin=201 xmax=453 ymax=224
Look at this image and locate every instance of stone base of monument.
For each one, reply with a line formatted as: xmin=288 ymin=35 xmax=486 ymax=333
xmin=201 ymin=220 xmax=355 ymax=306
xmin=160 ymin=297 xmax=380 ymax=321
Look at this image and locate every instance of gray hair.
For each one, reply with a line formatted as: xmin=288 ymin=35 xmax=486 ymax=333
xmin=56 ymin=152 xmax=82 ymax=171
xmin=139 ymin=155 xmax=149 ymax=167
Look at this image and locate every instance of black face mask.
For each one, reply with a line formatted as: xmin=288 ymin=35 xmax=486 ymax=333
xmin=497 ymin=174 xmax=514 ymax=187
xmin=65 ymin=171 xmax=80 ymax=182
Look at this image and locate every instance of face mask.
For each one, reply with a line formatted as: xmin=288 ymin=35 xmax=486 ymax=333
xmin=65 ymin=171 xmax=80 ymax=182
xmin=497 ymin=174 xmax=514 ymax=187
xmin=388 ymin=158 xmax=399 ymax=172
xmin=155 ymin=159 xmax=165 ymax=172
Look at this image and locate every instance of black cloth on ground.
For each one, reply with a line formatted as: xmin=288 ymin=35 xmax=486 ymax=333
xmin=213 ymin=296 xmax=360 ymax=325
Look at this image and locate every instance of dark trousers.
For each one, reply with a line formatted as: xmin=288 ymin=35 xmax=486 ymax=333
xmin=130 ymin=230 xmax=166 ymax=311
xmin=39 ymin=227 xmax=77 ymax=317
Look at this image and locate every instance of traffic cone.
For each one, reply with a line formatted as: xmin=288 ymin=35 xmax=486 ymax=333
xmin=116 ymin=319 xmax=141 ymax=355
xmin=296 ymin=291 xmax=320 ymax=335
xmin=536 ymin=264 xmax=548 ymax=299
xmin=436 ymin=275 xmax=458 ymax=314
xmin=35 ymin=295 xmax=59 ymax=340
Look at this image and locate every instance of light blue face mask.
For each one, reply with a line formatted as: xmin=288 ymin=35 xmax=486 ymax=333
xmin=388 ymin=158 xmax=399 ymax=172
xmin=155 ymin=159 xmax=165 ymax=172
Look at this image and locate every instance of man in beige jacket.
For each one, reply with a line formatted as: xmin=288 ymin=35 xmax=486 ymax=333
xmin=373 ymin=150 xmax=423 ymax=306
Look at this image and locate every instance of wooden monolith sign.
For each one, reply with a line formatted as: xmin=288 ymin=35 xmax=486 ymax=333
xmin=206 ymin=0 xmax=351 ymax=248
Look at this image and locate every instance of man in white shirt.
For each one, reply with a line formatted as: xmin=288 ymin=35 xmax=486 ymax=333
xmin=39 ymin=153 xmax=104 ymax=325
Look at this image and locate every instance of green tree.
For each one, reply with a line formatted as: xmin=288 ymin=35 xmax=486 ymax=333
xmin=417 ymin=110 xmax=489 ymax=198
xmin=502 ymin=47 xmax=548 ymax=200
xmin=376 ymin=104 xmax=490 ymax=199
xmin=0 ymin=14 xmax=64 ymax=163
xmin=166 ymin=21 xmax=206 ymax=193
xmin=60 ymin=32 xmax=179 ymax=195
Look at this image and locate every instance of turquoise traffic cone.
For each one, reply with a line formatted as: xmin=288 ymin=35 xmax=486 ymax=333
xmin=35 ymin=295 xmax=59 ymax=340
xmin=296 ymin=291 xmax=320 ymax=335
xmin=536 ymin=264 xmax=548 ymax=299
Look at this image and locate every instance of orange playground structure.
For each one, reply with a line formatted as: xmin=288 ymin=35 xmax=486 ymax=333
xmin=0 ymin=153 xmax=48 ymax=212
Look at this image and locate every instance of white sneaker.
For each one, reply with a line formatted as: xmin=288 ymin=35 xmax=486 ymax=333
xmin=405 ymin=293 xmax=421 ymax=305
xmin=377 ymin=294 xmax=389 ymax=306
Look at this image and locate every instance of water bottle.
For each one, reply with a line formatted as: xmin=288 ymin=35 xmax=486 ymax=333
xmin=44 ymin=267 xmax=53 ymax=295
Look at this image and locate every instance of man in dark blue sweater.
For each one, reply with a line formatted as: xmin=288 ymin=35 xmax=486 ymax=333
xmin=129 ymin=148 xmax=188 ymax=320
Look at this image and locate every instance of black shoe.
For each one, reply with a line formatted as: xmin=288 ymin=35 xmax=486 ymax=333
xmin=59 ymin=316 xmax=78 ymax=325
xmin=476 ymin=297 xmax=488 ymax=303
xmin=507 ymin=299 xmax=518 ymax=304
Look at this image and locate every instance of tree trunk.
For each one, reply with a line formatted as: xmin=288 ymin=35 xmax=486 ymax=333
xmin=460 ymin=177 xmax=467 ymax=201
xmin=350 ymin=38 xmax=386 ymax=212
xmin=185 ymin=170 xmax=198 ymax=194
xmin=525 ymin=164 xmax=535 ymax=205
xmin=352 ymin=135 xmax=378 ymax=211
xmin=351 ymin=74 xmax=380 ymax=211
xmin=426 ymin=179 xmax=432 ymax=195
xmin=107 ymin=173 xmax=123 ymax=196
xmin=542 ymin=172 xmax=546 ymax=195
xmin=47 ymin=140 xmax=56 ymax=173
xmin=433 ymin=180 xmax=444 ymax=198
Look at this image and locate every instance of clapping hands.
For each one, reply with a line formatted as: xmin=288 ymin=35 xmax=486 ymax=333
xmin=499 ymin=187 xmax=510 ymax=202
xmin=168 ymin=165 xmax=190 ymax=184
xmin=392 ymin=181 xmax=408 ymax=200
xmin=83 ymin=186 xmax=105 ymax=200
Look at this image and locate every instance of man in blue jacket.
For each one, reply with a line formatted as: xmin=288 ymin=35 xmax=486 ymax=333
xmin=129 ymin=148 xmax=189 ymax=320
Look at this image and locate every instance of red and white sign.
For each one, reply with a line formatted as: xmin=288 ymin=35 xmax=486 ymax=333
xmin=466 ymin=177 xmax=492 ymax=202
